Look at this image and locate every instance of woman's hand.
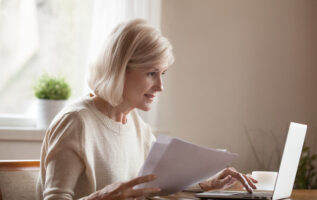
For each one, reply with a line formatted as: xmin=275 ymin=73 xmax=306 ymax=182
xmin=86 ymin=174 xmax=160 ymax=200
xmin=198 ymin=167 xmax=258 ymax=193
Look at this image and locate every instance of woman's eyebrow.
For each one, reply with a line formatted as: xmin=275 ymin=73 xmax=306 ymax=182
xmin=148 ymin=67 xmax=160 ymax=71
xmin=148 ymin=67 xmax=168 ymax=72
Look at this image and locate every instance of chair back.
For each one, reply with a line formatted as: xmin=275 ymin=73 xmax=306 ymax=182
xmin=0 ymin=160 xmax=40 ymax=200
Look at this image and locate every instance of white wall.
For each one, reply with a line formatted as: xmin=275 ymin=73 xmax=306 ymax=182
xmin=159 ymin=0 xmax=317 ymax=172
xmin=0 ymin=129 xmax=44 ymax=160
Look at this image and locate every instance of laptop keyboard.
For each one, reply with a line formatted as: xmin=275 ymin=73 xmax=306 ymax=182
xmin=196 ymin=191 xmax=273 ymax=200
xmin=231 ymin=191 xmax=272 ymax=199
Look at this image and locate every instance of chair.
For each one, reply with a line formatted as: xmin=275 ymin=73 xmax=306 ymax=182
xmin=0 ymin=160 xmax=40 ymax=200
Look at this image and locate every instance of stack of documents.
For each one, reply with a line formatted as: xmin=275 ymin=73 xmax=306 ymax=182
xmin=136 ymin=135 xmax=238 ymax=196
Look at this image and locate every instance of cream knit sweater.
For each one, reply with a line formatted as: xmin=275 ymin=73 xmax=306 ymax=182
xmin=36 ymin=96 xmax=156 ymax=200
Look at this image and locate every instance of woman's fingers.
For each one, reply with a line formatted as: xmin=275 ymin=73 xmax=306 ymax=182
xmin=97 ymin=176 xmax=159 ymax=200
xmin=222 ymin=168 xmax=257 ymax=193
xmin=200 ymin=175 xmax=236 ymax=191
xmin=110 ymin=175 xmax=159 ymax=199
xmin=218 ymin=175 xmax=233 ymax=188
xmin=234 ymin=173 xmax=253 ymax=193
xmin=243 ymin=174 xmax=257 ymax=189
xmin=200 ymin=168 xmax=257 ymax=193
xmin=125 ymin=174 xmax=157 ymax=188
xmin=248 ymin=176 xmax=258 ymax=183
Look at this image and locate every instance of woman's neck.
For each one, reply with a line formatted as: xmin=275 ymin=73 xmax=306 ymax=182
xmin=92 ymin=95 xmax=133 ymax=124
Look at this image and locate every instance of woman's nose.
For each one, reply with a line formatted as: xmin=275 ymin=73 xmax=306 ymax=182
xmin=155 ymin=76 xmax=164 ymax=92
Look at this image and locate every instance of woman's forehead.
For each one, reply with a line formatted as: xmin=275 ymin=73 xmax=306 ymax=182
xmin=148 ymin=65 xmax=169 ymax=71
xmin=146 ymin=60 xmax=169 ymax=70
xmin=129 ymin=63 xmax=169 ymax=72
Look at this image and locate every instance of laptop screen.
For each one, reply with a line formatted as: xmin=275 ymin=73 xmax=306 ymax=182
xmin=272 ymin=122 xmax=307 ymax=199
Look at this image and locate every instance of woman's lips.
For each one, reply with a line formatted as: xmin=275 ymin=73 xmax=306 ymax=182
xmin=144 ymin=94 xmax=155 ymax=101
xmin=145 ymin=94 xmax=155 ymax=98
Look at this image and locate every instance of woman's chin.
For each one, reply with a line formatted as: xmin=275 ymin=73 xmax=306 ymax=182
xmin=137 ymin=104 xmax=152 ymax=112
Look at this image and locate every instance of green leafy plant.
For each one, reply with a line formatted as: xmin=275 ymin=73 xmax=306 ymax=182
xmin=34 ymin=74 xmax=71 ymax=100
xmin=294 ymin=145 xmax=317 ymax=189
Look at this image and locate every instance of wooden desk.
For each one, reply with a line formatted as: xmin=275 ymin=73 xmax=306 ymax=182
xmin=289 ymin=189 xmax=317 ymax=200
xmin=152 ymin=190 xmax=317 ymax=200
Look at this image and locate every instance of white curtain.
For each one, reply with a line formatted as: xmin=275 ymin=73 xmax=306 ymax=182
xmin=87 ymin=0 xmax=161 ymax=63
xmin=85 ymin=0 xmax=162 ymax=127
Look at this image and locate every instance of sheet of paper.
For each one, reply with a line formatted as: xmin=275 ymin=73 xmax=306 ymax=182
xmin=136 ymin=135 xmax=238 ymax=196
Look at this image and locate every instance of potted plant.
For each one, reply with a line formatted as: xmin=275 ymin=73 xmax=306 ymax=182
xmin=294 ymin=145 xmax=317 ymax=189
xmin=34 ymin=74 xmax=71 ymax=129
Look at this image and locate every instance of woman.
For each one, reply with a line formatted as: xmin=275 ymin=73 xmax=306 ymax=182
xmin=36 ymin=19 xmax=256 ymax=200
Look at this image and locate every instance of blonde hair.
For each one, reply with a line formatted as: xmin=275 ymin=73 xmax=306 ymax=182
xmin=88 ymin=19 xmax=174 ymax=106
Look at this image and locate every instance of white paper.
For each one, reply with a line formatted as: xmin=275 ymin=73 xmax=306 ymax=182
xmin=136 ymin=135 xmax=238 ymax=196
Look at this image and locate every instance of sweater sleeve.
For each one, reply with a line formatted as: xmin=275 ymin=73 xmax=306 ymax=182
xmin=42 ymin=112 xmax=85 ymax=200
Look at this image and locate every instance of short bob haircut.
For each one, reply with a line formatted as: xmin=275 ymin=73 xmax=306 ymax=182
xmin=88 ymin=19 xmax=174 ymax=106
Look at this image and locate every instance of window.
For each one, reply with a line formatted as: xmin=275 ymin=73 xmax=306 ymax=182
xmin=0 ymin=0 xmax=161 ymax=128
xmin=0 ymin=0 xmax=92 ymax=117
xmin=0 ymin=0 xmax=39 ymax=115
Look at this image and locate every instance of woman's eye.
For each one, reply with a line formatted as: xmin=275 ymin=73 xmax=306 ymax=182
xmin=147 ymin=72 xmax=156 ymax=77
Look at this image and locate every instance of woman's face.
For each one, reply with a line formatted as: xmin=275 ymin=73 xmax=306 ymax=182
xmin=123 ymin=61 xmax=168 ymax=111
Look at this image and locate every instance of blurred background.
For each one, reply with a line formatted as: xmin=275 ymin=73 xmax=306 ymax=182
xmin=0 ymin=0 xmax=316 ymax=176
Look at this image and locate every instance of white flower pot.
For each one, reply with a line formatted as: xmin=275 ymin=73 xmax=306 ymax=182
xmin=36 ymin=99 xmax=66 ymax=129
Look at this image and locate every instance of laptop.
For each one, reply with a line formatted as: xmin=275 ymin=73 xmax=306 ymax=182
xmin=195 ymin=122 xmax=307 ymax=200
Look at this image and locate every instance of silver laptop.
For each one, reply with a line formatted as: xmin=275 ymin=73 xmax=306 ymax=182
xmin=196 ymin=122 xmax=307 ymax=200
